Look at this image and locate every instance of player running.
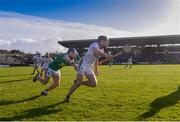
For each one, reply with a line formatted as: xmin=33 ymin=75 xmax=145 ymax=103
xmin=64 ymin=35 xmax=112 ymax=103
xmin=40 ymin=53 xmax=53 ymax=77
xmin=107 ymin=51 xmax=113 ymax=68
xmin=31 ymin=53 xmax=42 ymax=75
xmin=33 ymin=48 xmax=79 ymax=96
xmin=124 ymin=56 xmax=133 ymax=69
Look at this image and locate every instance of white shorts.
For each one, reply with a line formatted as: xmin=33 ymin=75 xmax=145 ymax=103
xmin=35 ymin=63 xmax=41 ymax=68
xmin=45 ymin=68 xmax=60 ymax=77
xmin=77 ymin=63 xmax=94 ymax=76
xmin=127 ymin=61 xmax=132 ymax=65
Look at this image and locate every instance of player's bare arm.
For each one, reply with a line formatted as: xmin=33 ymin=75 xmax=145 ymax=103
xmin=93 ymin=48 xmax=108 ymax=58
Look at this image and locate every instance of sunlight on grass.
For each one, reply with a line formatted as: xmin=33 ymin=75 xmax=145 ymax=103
xmin=0 ymin=65 xmax=180 ymax=120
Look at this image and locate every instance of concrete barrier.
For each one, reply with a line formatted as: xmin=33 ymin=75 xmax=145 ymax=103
xmin=0 ymin=65 xmax=10 ymax=67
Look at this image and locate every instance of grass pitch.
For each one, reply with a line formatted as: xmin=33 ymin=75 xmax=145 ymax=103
xmin=0 ymin=65 xmax=180 ymax=121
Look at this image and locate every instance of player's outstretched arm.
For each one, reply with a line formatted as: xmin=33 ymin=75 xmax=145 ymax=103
xmin=99 ymin=51 xmax=123 ymax=64
xmin=93 ymin=48 xmax=108 ymax=58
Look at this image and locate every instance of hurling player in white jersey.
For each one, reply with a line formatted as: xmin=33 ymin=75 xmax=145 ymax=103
xmin=64 ymin=35 xmax=112 ymax=102
xmin=124 ymin=56 xmax=133 ymax=69
xmin=40 ymin=53 xmax=53 ymax=77
xmin=31 ymin=53 xmax=42 ymax=75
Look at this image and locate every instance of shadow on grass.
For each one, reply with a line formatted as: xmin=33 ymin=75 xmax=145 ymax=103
xmin=0 ymin=73 xmax=30 ymax=77
xmin=138 ymin=86 xmax=180 ymax=120
xmin=0 ymin=101 xmax=65 ymax=121
xmin=0 ymin=95 xmax=41 ymax=106
xmin=0 ymin=77 xmax=32 ymax=84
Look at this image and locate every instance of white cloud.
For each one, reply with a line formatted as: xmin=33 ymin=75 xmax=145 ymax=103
xmin=17 ymin=38 xmax=37 ymax=43
xmin=141 ymin=0 xmax=180 ymax=35
xmin=0 ymin=8 xmax=179 ymax=54
xmin=0 ymin=11 xmax=136 ymax=54
xmin=0 ymin=39 xmax=12 ymax=46
xmin=0 ymin=39 xmax=17 ymax=46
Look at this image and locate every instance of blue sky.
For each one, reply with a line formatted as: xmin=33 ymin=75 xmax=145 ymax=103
xmin=0 ymin=0 xmax=179 ymax=53
xmin=0 ymin=0 xmax=173 ymax=32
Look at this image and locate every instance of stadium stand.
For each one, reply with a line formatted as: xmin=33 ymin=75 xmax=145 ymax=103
xmin=58 ymin=35 xmax=180 ymax=64
xmin=1 ymin=35 xmax=179 ymax=66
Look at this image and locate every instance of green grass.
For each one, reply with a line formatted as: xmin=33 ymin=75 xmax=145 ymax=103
xmin=0 ymin=65 xmax=180 ymax=121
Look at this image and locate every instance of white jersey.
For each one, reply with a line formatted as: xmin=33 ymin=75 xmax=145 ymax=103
xmin=78 ymin=42 xmax=104 ymax=76
xmin=82 ymin=42 xmax=104 ymax=66
xmin=32 ymin=55 xmax=42 ymax=67
xmin=128 ymin=58 xmax=132 ymax=62
xmin=42 ymin=57 xmax=53 ymax=69
xmin=42 ymin=57 xmax=52 ymax=66
xmin=128 ymin=58 xmax=133 ymax=64
xmin=32 ymin=55 xmax=38 ymax=63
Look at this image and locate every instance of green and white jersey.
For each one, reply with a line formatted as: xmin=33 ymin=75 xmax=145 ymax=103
xmin=49 ymin=53 xmax=71 ymax=71
xmin=74 ymin=55 xmax=81 ymax=64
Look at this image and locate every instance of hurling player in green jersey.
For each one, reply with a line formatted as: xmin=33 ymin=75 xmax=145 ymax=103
xmin=33 ymin=48 xmax=79 ymax=96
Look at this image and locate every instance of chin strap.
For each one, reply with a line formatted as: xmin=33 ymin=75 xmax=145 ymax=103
xmin=98 ymin=42 xmax=104 ymax=50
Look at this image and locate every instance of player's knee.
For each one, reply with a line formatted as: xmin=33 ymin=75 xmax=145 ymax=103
xmin=41 ymin=76 xmax=50 ymax=85
xmin=40 ymin=79 xmax=48 ymax=85
xmin=91 ymin=84 xmax=96 ymax=87
xmin=76 ymin=80 xmax=81 ymax=86
xmin=54 ymin=81 xmax=60 ymax=87
xmin=42 ymin=81 xmax=48 ymax=85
